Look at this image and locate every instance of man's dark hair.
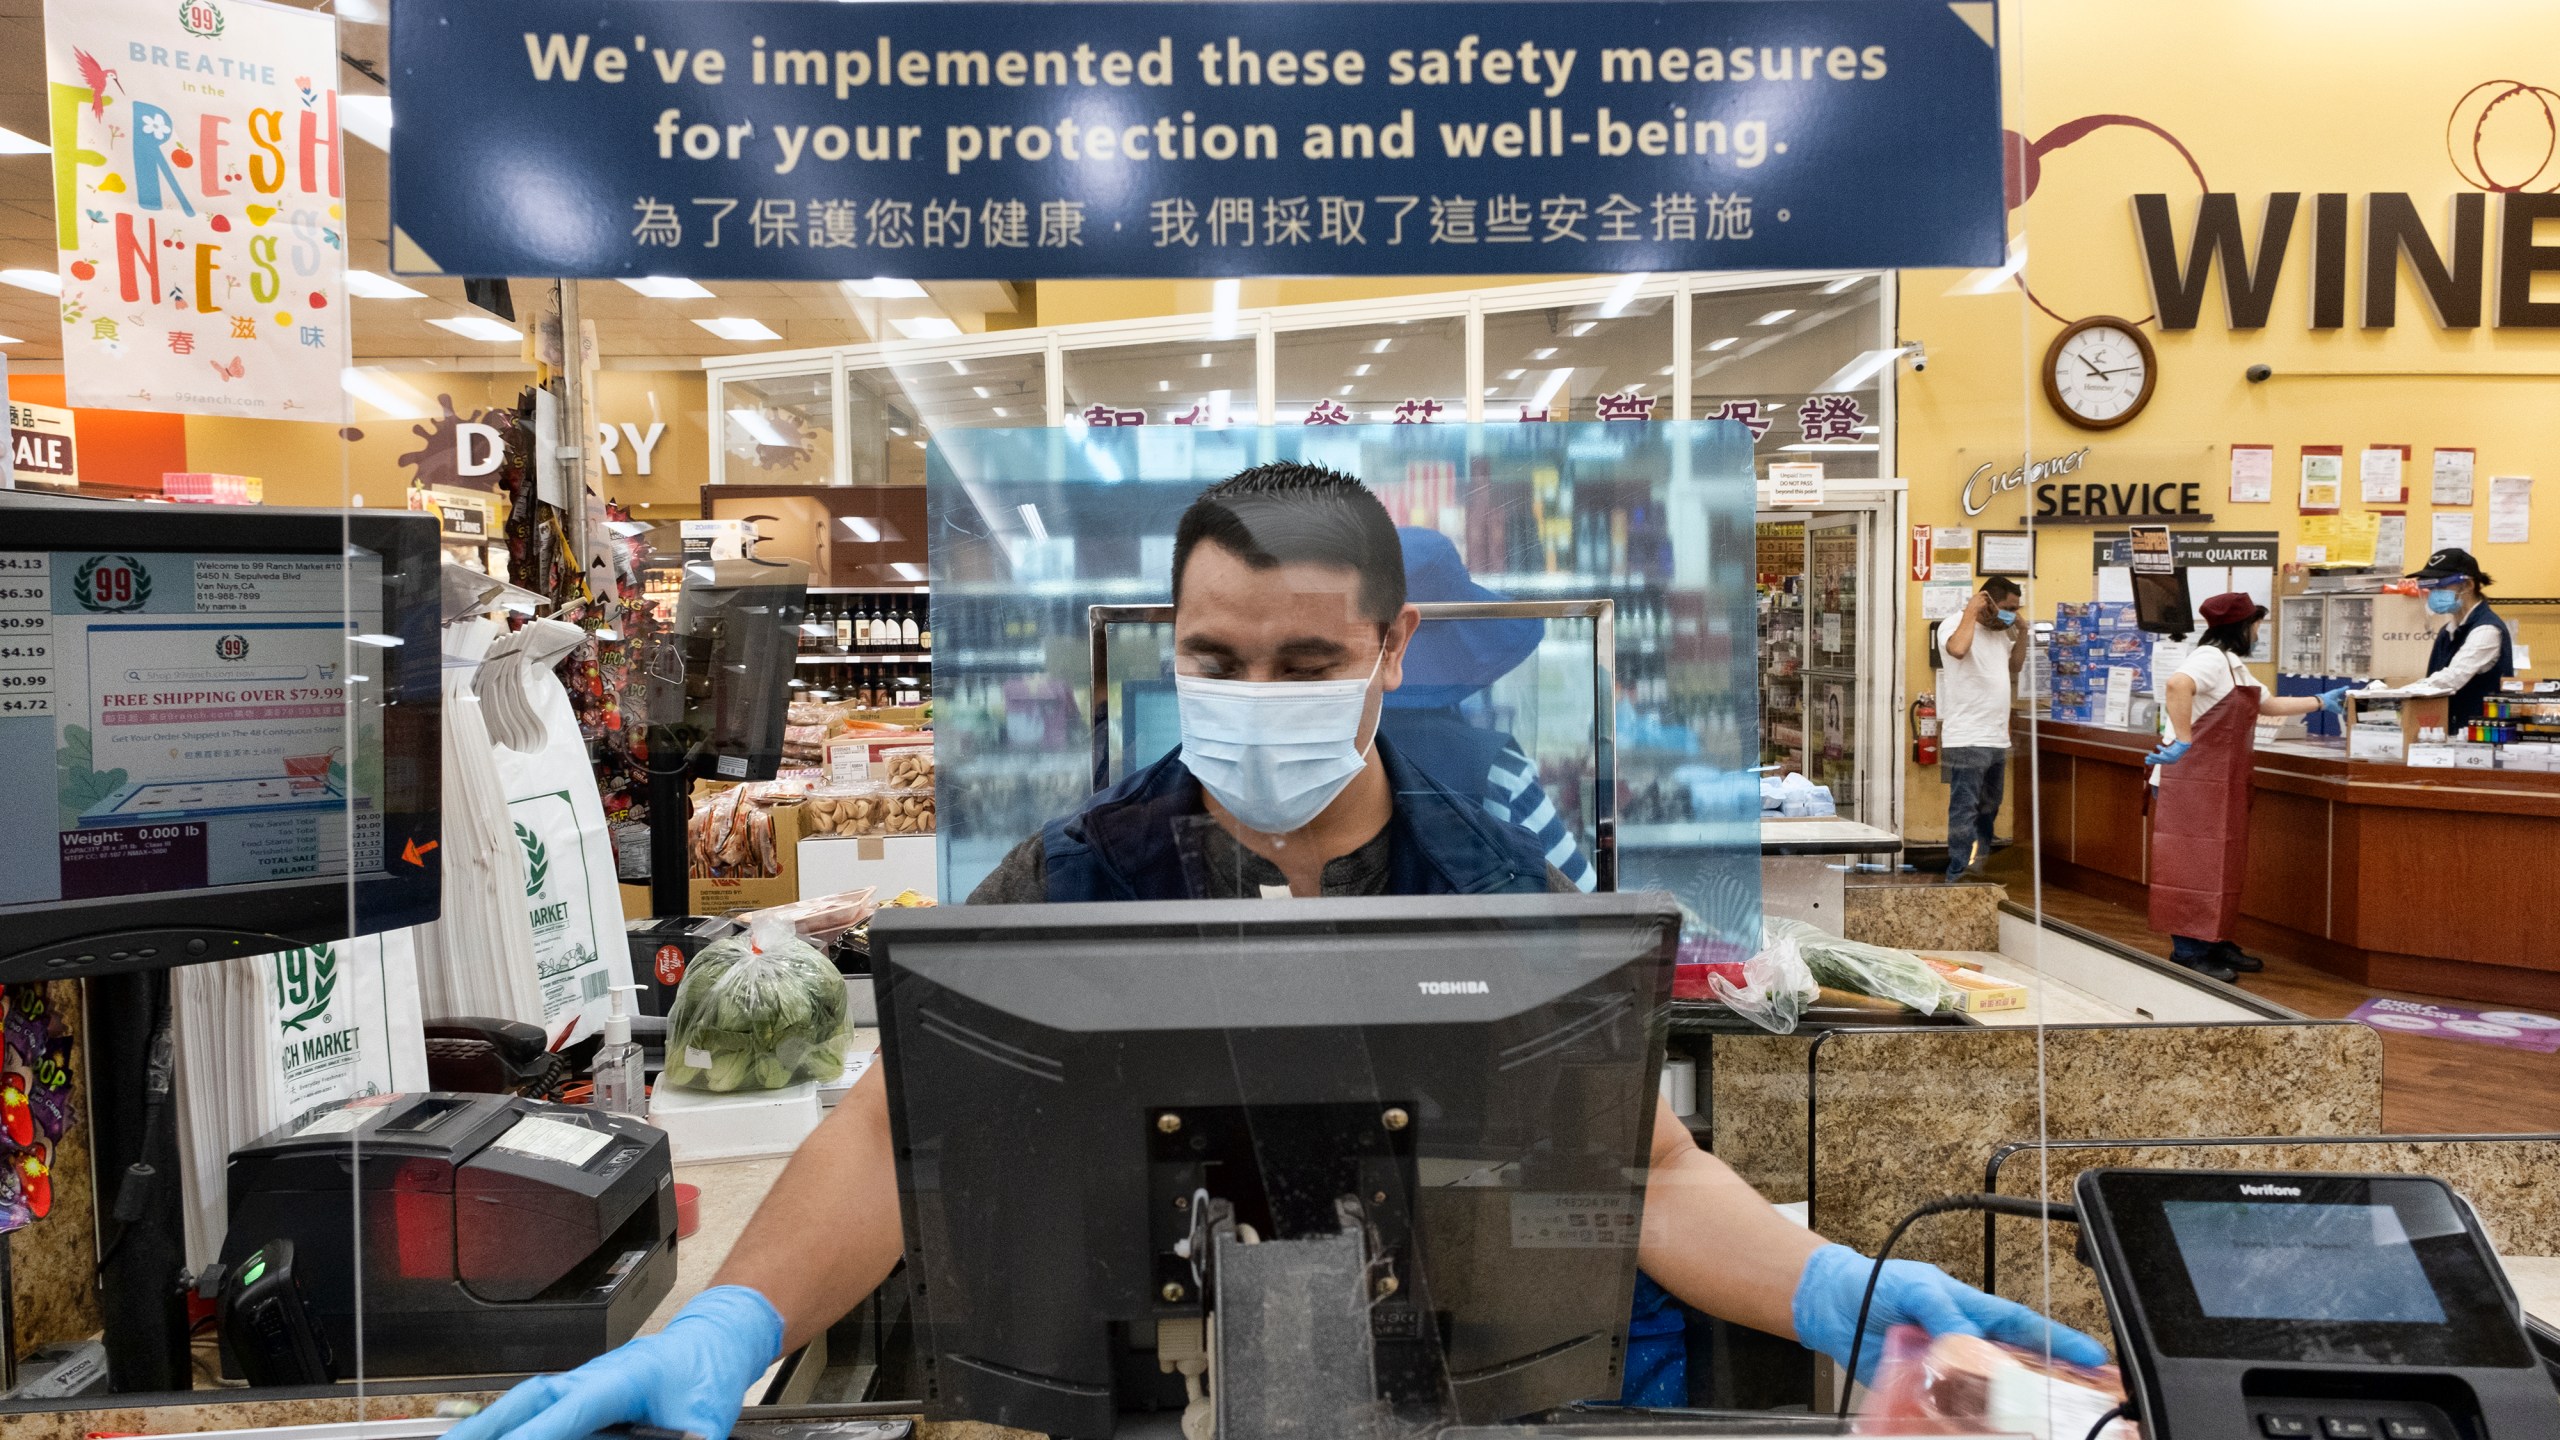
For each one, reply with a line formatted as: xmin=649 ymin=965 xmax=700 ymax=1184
xmin=1172 ymin=462 xmax=1407 ymax=622
xmin=1981 ymin=576 xmax=2022 ymax=603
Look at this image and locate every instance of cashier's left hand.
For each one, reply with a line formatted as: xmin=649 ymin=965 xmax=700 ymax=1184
xmin=2144 ymin=739 xmax=2191 ymax=766
xmin=443 ymin=1286 xmax=784 ymax=1440
xmin=1793 ymin=1243 xmax=2110 ymax=1386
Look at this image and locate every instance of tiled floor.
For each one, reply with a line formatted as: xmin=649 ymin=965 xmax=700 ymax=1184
xmin=1981 ymin=849 xmax=2560 ymax=1137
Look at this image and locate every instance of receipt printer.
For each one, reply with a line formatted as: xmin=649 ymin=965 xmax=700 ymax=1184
xmin=219 ymin=1092 xmax=677 ymax=1378
xmin=2077 ymin=1168 xmax=2560 ymax=1440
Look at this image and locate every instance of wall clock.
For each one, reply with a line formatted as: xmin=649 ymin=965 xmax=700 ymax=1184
xmin=2042 ymin=316 xmax=2156 ymax=429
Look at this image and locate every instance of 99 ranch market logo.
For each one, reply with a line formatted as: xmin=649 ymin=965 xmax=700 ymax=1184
xmin=71 ymin=555 xmax=151 ymax=613
xmin=179 ymin=0 xmax=225 ymax=39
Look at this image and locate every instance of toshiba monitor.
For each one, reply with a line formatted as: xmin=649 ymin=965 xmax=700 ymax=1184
xmin=870 ymin=892 xmax=1678 ymax=1439
xmin=0 ymin=496 xmax=442 ymax=982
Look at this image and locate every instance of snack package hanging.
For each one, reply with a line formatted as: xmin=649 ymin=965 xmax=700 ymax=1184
xmin=490 ymin=619 xmax=629 ymax=1045
xmin=660 ymin=916 xmax=853 ymax=1093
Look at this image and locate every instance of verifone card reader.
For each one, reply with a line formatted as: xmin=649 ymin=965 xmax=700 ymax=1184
xmin=2076 ymin=1168 xmax=2560 ymax=1440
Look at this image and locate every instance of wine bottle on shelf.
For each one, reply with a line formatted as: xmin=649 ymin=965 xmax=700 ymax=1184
xmin=832 ymin=598 xmax=851 ymax=653
xmin=901 ymin=600 xmax=921 ymax=648
xmin=919 ymin=602 xmax=932 ymax=652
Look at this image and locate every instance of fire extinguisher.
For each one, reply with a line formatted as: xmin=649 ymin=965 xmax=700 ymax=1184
xmin=1910 ymin=693 xmax=1940 ymax=766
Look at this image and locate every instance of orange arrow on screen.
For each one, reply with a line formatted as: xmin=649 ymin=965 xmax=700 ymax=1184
xmin=401 ymin=838 xmax=440 ymax=867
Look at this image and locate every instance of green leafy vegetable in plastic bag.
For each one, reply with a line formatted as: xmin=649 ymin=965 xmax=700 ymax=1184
xmin=662 ymin=919 xmax=853 ymax=1093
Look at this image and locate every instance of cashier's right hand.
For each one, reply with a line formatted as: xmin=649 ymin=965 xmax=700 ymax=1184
xmin=444 ymin=1286 xmax=783 ymax=1440
xmin=2144 ymin=739 xmax=2191 ymax=766
xmin=1793 ymin=1243 xmax=2110 ymax=1386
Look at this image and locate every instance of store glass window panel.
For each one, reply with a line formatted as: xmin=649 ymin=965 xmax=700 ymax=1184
xmin=1061 ymin=336 xmax=1256 ymax=427
xmin=1273 ymin=316 xmax=1466 ymax=426
xmin=927 ymin=421 xmax=1761 ymax=961
xmin=717 ymin=369 xmax=837 ymax=485
xmin=1482 ymin=295 xmax=1675 ymax=424
xmin=853 ymin=352 xmax=1046 ymax=487
xmin=1691 ymin=275 xmax=1887 ymax=480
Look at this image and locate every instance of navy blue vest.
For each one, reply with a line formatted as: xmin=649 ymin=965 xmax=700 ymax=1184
xmin=1039 ymin=735 xmax=1553 ymax=902
xmin=2429 ymin=602 xmax=2513 ymax=727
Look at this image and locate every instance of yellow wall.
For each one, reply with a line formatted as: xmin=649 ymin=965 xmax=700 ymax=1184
xmin=178 ymin=370 xmax=711 ymax=516
xmin=1893 ymin=0 xmax=2560 ymax=842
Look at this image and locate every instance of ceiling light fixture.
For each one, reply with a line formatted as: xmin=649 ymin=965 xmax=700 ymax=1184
xmin=839 ymin=516 xmax=882 ymax=542
xmin=1597 ymin=272 xmax=1650 ymax=318
xmin=0 ymin=127 xmax=49 ymax=156
xmin=1753 ymin=309 xmax=1795 ymax=326
xmin=1502 ymin=368 xmax=1526 ymax=380
xmin=0 ymin=269 xmax=60 ymax=295
xmin=619 ymin=276 xmax=713 ymax=299
xmin=1369 ymin=338 xmax=1393 ymax=354
xmin=1820 ymin=275 xmax=1863 ymax=295
xmin=428 ymin=315 xmax=520 ymax=342
xmin=948 ymin=359 xmax=969 ymax=375
xmin=847 ymin=277 xmax=927 ymax=298
xmin=1351 ymin=364 xmax=1372 ymax=377
xmin=972 ymin=386 xmax=992 ymax=398
xmin=695 ymin=316 xmax=781 ymax=341
xmin=892 ymin=315 xmax=962 ymax=339
xmin=346 ymin=269 xmax=426 ymax=300
xmin=728 ymin=408 xmax=790 ymax=446
xmin=1531 ymin=347 xmax=1558 ymax=360
xmin=1705 ymin=337 xmax=1738 ymax=351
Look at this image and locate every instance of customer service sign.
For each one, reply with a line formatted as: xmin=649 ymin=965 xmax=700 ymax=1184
xmin=44 ymin=0 xmax=348 ymax=419
xmin=390 ymin=0 xmax=2005 ymax=279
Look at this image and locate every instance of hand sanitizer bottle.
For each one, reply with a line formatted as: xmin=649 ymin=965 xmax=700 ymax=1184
xmin=590 ymin=984 xmax=646 ymax=1118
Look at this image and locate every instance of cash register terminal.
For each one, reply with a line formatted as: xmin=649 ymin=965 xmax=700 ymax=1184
xmin=2076 ymin=1168 xmax=2560 ymax=1440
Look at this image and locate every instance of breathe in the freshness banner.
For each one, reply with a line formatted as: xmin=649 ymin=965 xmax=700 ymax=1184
xmin=0 ymin=550 xmax=384 ymax=909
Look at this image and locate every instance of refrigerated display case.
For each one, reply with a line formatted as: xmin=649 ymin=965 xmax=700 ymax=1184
xmin=1754 ymin=511 xmax=1886 ymax=822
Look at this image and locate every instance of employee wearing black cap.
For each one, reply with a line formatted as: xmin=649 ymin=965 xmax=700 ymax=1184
xmin=2146 ymin=592 xmax=2343 ymax=981
xmin=2402 ymin=548 xmax=2512 ymax=728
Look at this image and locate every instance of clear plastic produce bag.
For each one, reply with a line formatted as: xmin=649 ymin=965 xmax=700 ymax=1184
xmin=1707 ymin=931 xmax=1821 ymax=1034
xmin=1763 ymin=915 xmax=1964 ymax=1015
xmin=660 ymin=917 xmax=853 ymax=1092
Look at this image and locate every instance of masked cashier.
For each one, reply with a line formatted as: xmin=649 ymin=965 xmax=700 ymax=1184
xmin=2397 ymin=547 xmax=2512 ymax=729
xmin=448 ymin=465 xmax=2104 ymax=1440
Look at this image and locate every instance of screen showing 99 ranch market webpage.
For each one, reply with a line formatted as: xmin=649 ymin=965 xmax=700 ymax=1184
xmin=0 ymin=550 xmax=386 ymax=908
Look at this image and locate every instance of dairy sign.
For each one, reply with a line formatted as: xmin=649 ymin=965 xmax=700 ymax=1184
xmin=43 ymin=0 xmax=348 ymax=418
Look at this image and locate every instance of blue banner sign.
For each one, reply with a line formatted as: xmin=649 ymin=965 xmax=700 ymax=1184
xmin=389 ymin=0 xmax=2004 ymax=279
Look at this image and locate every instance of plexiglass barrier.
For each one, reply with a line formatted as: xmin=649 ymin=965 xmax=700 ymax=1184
xmin=928 ymin=421 xmax=1762 ymax=957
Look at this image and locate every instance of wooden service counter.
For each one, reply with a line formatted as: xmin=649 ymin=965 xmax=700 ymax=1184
xmin=2026 ymin=718 xmax=2560 ymax=1009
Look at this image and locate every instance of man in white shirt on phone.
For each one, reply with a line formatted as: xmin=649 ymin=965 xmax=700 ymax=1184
xmin=1934 ymin=577 xmax=2027 ymax=881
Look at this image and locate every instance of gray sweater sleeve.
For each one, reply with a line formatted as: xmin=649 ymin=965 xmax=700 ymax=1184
xmin=965 ymin=833 xmax=1051 ymax=904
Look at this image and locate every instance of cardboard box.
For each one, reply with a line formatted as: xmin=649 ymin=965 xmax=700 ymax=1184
xmin=688 ymin=796 xmax=812 ymax=914
xmin=1924 ymin=957 xmax=2029 ymax=1013
xmin=2342 ymin=692 xmax=2450 ymax=762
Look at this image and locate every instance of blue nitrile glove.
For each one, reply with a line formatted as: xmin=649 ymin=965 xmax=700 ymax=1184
xmin=2319 ymin=687 xmax=2350 ymax=716
xmin=444 ymin=1285 xmax=784 ymax=1440
xmin=2144 ymin=739 xmax=2192 ymax=766
xmin=1791 ymin=1242 xmax=2110 ymax=1386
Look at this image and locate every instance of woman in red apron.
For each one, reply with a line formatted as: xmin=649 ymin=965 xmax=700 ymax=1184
xmin=2147 ymin=593 xmax=2344 ymax=981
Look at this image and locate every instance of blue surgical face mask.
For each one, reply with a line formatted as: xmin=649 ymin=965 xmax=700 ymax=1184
xmin=1176 ymin=650 xmax=1384 ymax=834
xmin=1995 ymin=608 xmax=2019 ymax=627
xmin=2427 ymin=587 xmax=2463 ymax=615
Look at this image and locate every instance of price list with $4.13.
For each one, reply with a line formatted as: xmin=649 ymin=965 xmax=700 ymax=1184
xmin=0 ymin=554 xmax=51 ymax=717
